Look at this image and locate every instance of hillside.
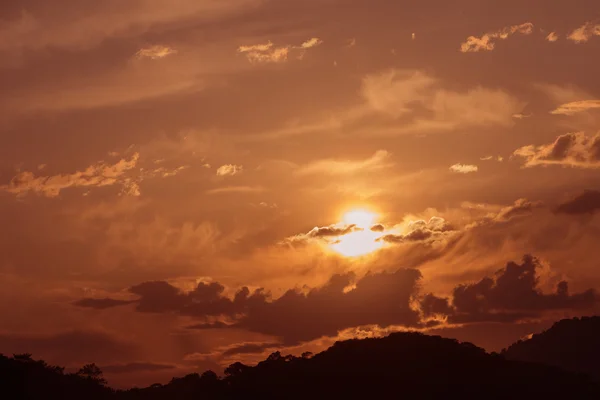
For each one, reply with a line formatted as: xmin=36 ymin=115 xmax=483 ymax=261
xmin=503 ymin=316 xmax=600 ymax=379
xmin=3 ymin=329 xmax=600 ymax=399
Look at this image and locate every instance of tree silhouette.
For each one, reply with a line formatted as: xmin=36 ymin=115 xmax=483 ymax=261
xmin=76 ymin=363 xmax=107 ymax=385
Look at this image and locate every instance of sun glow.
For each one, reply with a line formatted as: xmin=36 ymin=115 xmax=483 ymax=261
xmin=330 ymin=209 xmax=384 ymax=257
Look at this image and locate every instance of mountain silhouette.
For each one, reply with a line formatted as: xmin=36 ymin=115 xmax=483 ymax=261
xmin=503 ymin=316 xmax=600 ymax=380
xmin=3 ymin=326 xmax=600 ymax=399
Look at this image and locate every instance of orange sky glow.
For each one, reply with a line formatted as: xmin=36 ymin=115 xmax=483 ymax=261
xmin=1 ymin=0 xmax=600 ymax=389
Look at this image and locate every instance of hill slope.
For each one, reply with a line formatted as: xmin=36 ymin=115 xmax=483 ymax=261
xmin=503 ymin=316 xmax=600 ymax=379
xmin=3 ymin=330 xmax=600 ymax=399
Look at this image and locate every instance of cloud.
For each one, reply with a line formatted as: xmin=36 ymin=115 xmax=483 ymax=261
xmin=101 ymin=362 xmax=176 ymax=374
xmin=238 ymin=37 xmax=322 ymax=64
xmin=216 ymin=164 xmax=243 ymax=176
xmin=74 ymin=298 xmax=136 ymax=310
xmin=296 ymin=150 xmax=392 ymax=176
xmin=300 ymin=38 xmax=323 ymax=49
xmin=513 ymin=132 xmax=600 ymax=169
xmin=238 ymin=41 xmax=274 ymax=53
xmin=550 ymin=100 xmax=600 ymax=116
xmin=546 ymin=32 xmax=559 ymax=42
xmin=480 ymin=156 xmax=503 ymax=162
xmin=361 ymin=69 xmax=522 ymax=131
xmin=75 ymin=269 xmax=422 ymax=345
xmin=449 ymin=164 xmax=478 ymax=174
xmin=220 ymin=341 xmax=282 ymax=357
xmin=438 ymin=255 xmax=597 ymax=323
xmin=282 ymin=224 xmax=363 ymax=246
xmin=378 ymin=217 xmax=454 ymax=244
xmin=567 ymin=22 xmax=600 ymax=43
xmin=555 ymin=190 xmax=600 ymax=215
xmin=206 ymin=186 xmax=264 ymax=195
xmin=460 ymin=22 xmax=534 ymax=52
xmin=493 ymin=199 xmax=543 ymax=222
xmin=370 ymin=224 xmax=385 ymax=232
xmin=0 ymin=153 xmax=140 ymax=197
xmin=0 ymin=1 xmax=257 ymax=54
xmin=135 ymin=45 xmax=178 ymax=59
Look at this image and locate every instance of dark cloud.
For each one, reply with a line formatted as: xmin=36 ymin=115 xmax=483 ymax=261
xmin=186 ymin=321 xmax=233 ymax=330
xmin=379 ymin=217 xmax=454 ymax=244
xmin=420 ymin=293 xmax=454 ymax=318
xmin=282 ymin=224 xmax=363 ymax=246
xmin=81 ymin=269 xmax=422 ymax=345
xmin=74 ymin=298 xmax=135 ymax=310
xmin=220 ymin=342 xmax=282 ymax=357
xmin=75 ymin=254 xmax=599 ymax=348
xmin=101 ymin=362 xmax=176 ymax=374
xmin=370 ymin=224 xmax=385 ymax=232
xmin=555 ymin=190 xmax=600 ymax=215
xmin=422 ymin=255 xmax=597 ymax=324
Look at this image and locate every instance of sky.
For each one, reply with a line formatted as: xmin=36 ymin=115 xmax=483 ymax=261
xmin=1 ymin=0 xmax=600 ymax=388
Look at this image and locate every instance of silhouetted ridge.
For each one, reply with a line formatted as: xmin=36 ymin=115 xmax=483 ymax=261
xmin=503 ymin=316 xmax=600 ymax=379
xmin=3 ymin=330 xmax=600 ymax=399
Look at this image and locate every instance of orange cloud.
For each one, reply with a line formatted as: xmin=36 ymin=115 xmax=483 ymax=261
xmin=361 ymin=69 xmax=522 ymax=132
xmin=513 ymin=132 xmax=600 ymax=169
xmin=550 ymin=100 xmax=600 ymax=116
xmin=216 ymin=164 xmax=243 ymax=176
xmin=1 ymin=153 xmax=140 ymax=197
xmin=546 ymin=32 xmax=559 ymax=42
xmin=135 ymin=45 xmax=178 ymax=59
xmin=238 ymin=37 xmax=322 ymax=64
xmin=449 ymin=164 xmax=478 ymax=174
xmin=567 ymin=22 xmax=600 ymax=43
xmin=295 ymin=150 xmax=392 ymax=176
xmin=460 ymin=22 xmax=534 ymax=52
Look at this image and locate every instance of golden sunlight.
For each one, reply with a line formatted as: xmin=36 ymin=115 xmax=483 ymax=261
xmin=330 ymin=209 xmax=384 ymax=257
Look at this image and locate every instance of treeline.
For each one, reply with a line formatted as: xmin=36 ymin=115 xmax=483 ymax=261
xmin=3 ymin=317 xmax=600 ymax=399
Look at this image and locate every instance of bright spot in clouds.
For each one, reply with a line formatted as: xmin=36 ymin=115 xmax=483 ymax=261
xmin=330 ymin=209 xmax=385 ymax=257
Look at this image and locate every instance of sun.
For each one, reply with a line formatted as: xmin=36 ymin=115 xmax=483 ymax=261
xmin=329 ymin=208 xmax=385 ymax=257
xmin=342 ymin=209 xmax=377 ymax=228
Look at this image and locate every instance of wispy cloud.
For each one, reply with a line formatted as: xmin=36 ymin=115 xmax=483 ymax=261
xmin=135 ymin=45 xmax=177 ymax=59
xmin=362 ymin=69 xmax=522 ymax=131
xmin=296 ymin=150 xmax=392 ymax=176
xmin=237 ymin=37 xmax=322 ymax=64
xmin=460 ymin=22 xmax=534 ymax=52
xmin=1 ymin=153 xmax=140 ymax=197
xmin=480 ymin=156 xmax=503 ymax=162
xmin=550 ymin=100 xmax=600 ymax=116
xmin=567 ymin=22 xmax=600 ymax=43
xmin=449 ymin=164 xmax=478 ymax=174
xmin=300 ymin=37 xmax=323 ymax=49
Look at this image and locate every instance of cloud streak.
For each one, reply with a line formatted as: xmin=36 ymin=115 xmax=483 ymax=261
xmin=449 ymin=164 xmax=478 ymax=174
xmin=1 ymin=153 xmax=140 ymax=198
xmin=460 ymin=22 xmax=534 ymax=52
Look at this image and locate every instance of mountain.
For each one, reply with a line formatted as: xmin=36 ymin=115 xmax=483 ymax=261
xmin=3 ymin=330 xmax=600 ymax=399
xmin=503 ymin=316 xmax=600 ymax=379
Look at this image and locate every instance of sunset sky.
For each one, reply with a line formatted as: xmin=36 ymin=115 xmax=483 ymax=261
xmin=2 ymin=0 xmax=600 ymax=388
